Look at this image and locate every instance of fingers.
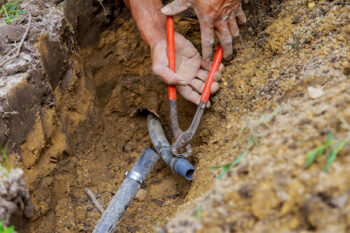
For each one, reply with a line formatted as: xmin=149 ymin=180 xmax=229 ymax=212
xmin=196 ymin=64 xmax=223 ymax=82
xmin=228 ymin=12 xmax=240 ymax=38
xmin=201 ymin=59 xmax=212 ymax=71
xmin=190 ymin=79 xmax=205 ymax=93
xmin=211 ymin=82 xmax=219 ymax=94
xmin=199 ymin=18 xmax=215 ymax=69
xmin=215 ymin=19 xmax=233 ymax=59
xmin=228 ymin=6 xmax=246 ymax=38
xmin=152 ymin=63 xmax=187 ymax=85
xmin=214 ymin=64 xmax=224 ymax=82
xmin=190 ymin=78 xmax=220 ymax=94
xmin=191 ymin=63 xmax=223 ymax=94
xmin=177 ymin=85 xmax=201 ymax=105
xmin=196 ymin=69 xmax=208 ymax=81
xmin=236 ymin=6 xmax=247 ymax=25
xmin=177 ymin=79 xmax=219 ymax=105
xmin=161 ymin=0 xmax=191 ymax=15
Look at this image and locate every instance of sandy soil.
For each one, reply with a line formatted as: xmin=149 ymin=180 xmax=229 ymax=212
xmin=1 ymin=0 xmax=349 ymax=232
xmin=161 ymin=0 xmax=350 ymax=232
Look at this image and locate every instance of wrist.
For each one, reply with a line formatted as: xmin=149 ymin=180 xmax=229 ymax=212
xmin=128 ymin=0 xmax=166 ymax=49
xmin=145 ymin=26 xmax=166 ymax=49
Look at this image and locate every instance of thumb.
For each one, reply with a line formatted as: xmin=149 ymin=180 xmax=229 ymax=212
xmin=161 ymin=0 xmax=191 ymax=15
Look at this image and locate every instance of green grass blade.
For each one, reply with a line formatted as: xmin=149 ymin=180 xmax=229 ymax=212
xmin=218 ymin=151 xmax=246 ymax=179
xmin=210 ymin=163 xmax=230 ymax=170
xmin=323 ymin=139 xmax=348 ymax=172
xmin=2 ymin=5 xmax=9 ymax=18
xmin=0 ymin=222 xmax=16 ymax=233
xmin=193 ymin=206 xmax=204 ymax=219
xmin=231 ymin=151 xmax=246 ymax=167
xmin=217 ymin=164 xmax=231 ymax=179
xmin=326 ymin=132 xmax=333 ymax=142
xmin=4 ymin=225 xmax=15 ymax=233
xmin=304 ymin=133 xmax=334 ymax=168
xmin=304 ymin=149 xmax=318 ymax=168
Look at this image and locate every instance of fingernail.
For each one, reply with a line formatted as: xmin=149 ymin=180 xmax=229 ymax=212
xmin=179 ymin=80 xmax=187 ymax=85
xmin=161 ymin=7 xmax=169 ymax=14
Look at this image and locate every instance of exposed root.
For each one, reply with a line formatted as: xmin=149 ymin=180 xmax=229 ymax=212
xmin=96 ymin=0 xmax=107 ymax=17
xmin=84 ymin=188 xmax=105 ymax=214
xmin=0 ymin=14 xmax=31 ymax=67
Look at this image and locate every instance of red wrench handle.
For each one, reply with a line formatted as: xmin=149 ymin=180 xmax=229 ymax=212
xmin=200 ymin=44 xmax=223 ymax=102
xmin=166 ymin=16 xmax=177 ymax=100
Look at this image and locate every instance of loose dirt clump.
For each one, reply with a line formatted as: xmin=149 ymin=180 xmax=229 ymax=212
xmin=0 ymin=168 xmax=33 ymax=226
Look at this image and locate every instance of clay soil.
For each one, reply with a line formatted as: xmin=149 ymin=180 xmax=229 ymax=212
xmin=2 ymin=0 xmax=350 ymax=232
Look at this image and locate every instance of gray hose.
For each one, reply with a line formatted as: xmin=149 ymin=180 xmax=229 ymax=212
xmin=147 ymin=114 xmax=195 ymax=180
xmin=93 ymin=148 xmax=159 ymax=233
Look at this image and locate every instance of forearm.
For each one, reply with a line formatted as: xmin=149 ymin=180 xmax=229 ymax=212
xmin=123 ymin=0 xmax=166 ymax=48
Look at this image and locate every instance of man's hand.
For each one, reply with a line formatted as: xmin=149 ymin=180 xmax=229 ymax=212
xmin=152 ymin=32 xmax=222 ymax=105
xmin=124 ymin=0 xmax=223 ymax=105
xmin=161 ymin=0 xmax=246 ymax=69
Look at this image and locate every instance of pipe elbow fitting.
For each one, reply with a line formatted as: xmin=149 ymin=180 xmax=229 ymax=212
xmin=173 ymin=158 xmax=195 ymax=181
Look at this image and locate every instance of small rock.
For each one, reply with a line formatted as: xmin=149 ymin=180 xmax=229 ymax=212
xmin=308 ymin=1 xmax=315 ymax=8
xmin=331 ymin=193 xmax=348 ymax=208
xmin=308 ymin=86 xmax=324 ymax=99
xmin=135 ymin=189 xmax=147 ymax=202
xmin=0 ymin=25 xmax=25 ymax=42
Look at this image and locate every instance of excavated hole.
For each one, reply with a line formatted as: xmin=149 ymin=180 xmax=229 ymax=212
xmin=20 ymin=2 xmax=203 ymax=232
xmin=16 ymin=1 xmax=288 ymax=232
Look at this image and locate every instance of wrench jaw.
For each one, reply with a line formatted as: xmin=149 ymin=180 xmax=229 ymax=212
xmin=170 ymin=144 xmax=192 ymax=158
xmin=169 ymin=100 xmax=193 ymax=158
xmin=166 ymin=16 xmax=222 ymax=160
xmin=170 ymin=101 xmax=207 ymax=157
xmin=171 ymin=131 xmax=192 ymax=157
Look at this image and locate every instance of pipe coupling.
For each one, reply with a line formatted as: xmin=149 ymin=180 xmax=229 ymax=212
xmin=125 ymin=171 xmax=143 ymax=184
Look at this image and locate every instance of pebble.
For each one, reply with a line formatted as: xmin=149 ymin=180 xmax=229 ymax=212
xmin=135 ymin=189 xmax=147 ymax=202
xmin=307 ymin=86 xmax=324 ymax=99
xmin=308 ymin=2 xmax=315 ymax=9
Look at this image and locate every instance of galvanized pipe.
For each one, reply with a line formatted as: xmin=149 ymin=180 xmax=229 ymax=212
xmin=93 ymin=148 xmax=159 ymax=233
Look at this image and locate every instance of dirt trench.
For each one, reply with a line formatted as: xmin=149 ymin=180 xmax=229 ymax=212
xmin=17 ymin=1 xmax=206 ymax=232
xmin=3 ymin=0 xmax=350 ymax=232
xmin=19 ymin=0 xmax=285 ymax=231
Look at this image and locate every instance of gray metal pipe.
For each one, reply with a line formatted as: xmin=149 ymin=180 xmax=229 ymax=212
xmin=147 ymin=114 xmax=195 ymax=180
xmin=93 ymin=148 xmax=159 ymax=233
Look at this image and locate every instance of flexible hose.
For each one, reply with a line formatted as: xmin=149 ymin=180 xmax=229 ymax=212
xmin=147 ymin=113 xmax=195 ymax=180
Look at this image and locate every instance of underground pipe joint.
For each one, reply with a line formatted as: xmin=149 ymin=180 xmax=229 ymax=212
xmin=147 ymin=113 xmax=195 ymax=181
xmin=93 ymin=148 xmax=159 ymax=233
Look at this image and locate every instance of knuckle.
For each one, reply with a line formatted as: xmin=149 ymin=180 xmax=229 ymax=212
xmin=232 ymin=29 xmax=240 ymax=38
xmin=152 ymin=64 xmax=160 ymax=74
xmin=204 ymin=37 xmax=214 ymax=46
xmin=185 ymin=2 xmax=192 ymax=7
xmin=221 ymin=36 xmax=233 ymax=46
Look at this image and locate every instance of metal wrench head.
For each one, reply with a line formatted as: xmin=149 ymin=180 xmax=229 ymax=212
xmin=169 ymin=100 xmax=192 ymax=158
xmin=171 ymin=143 xmax=192 ymax=158
xmin=170 ymin=101 xmax=207 ymax=157
xmin=171 ymin=130 xmax=193 ymax=157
